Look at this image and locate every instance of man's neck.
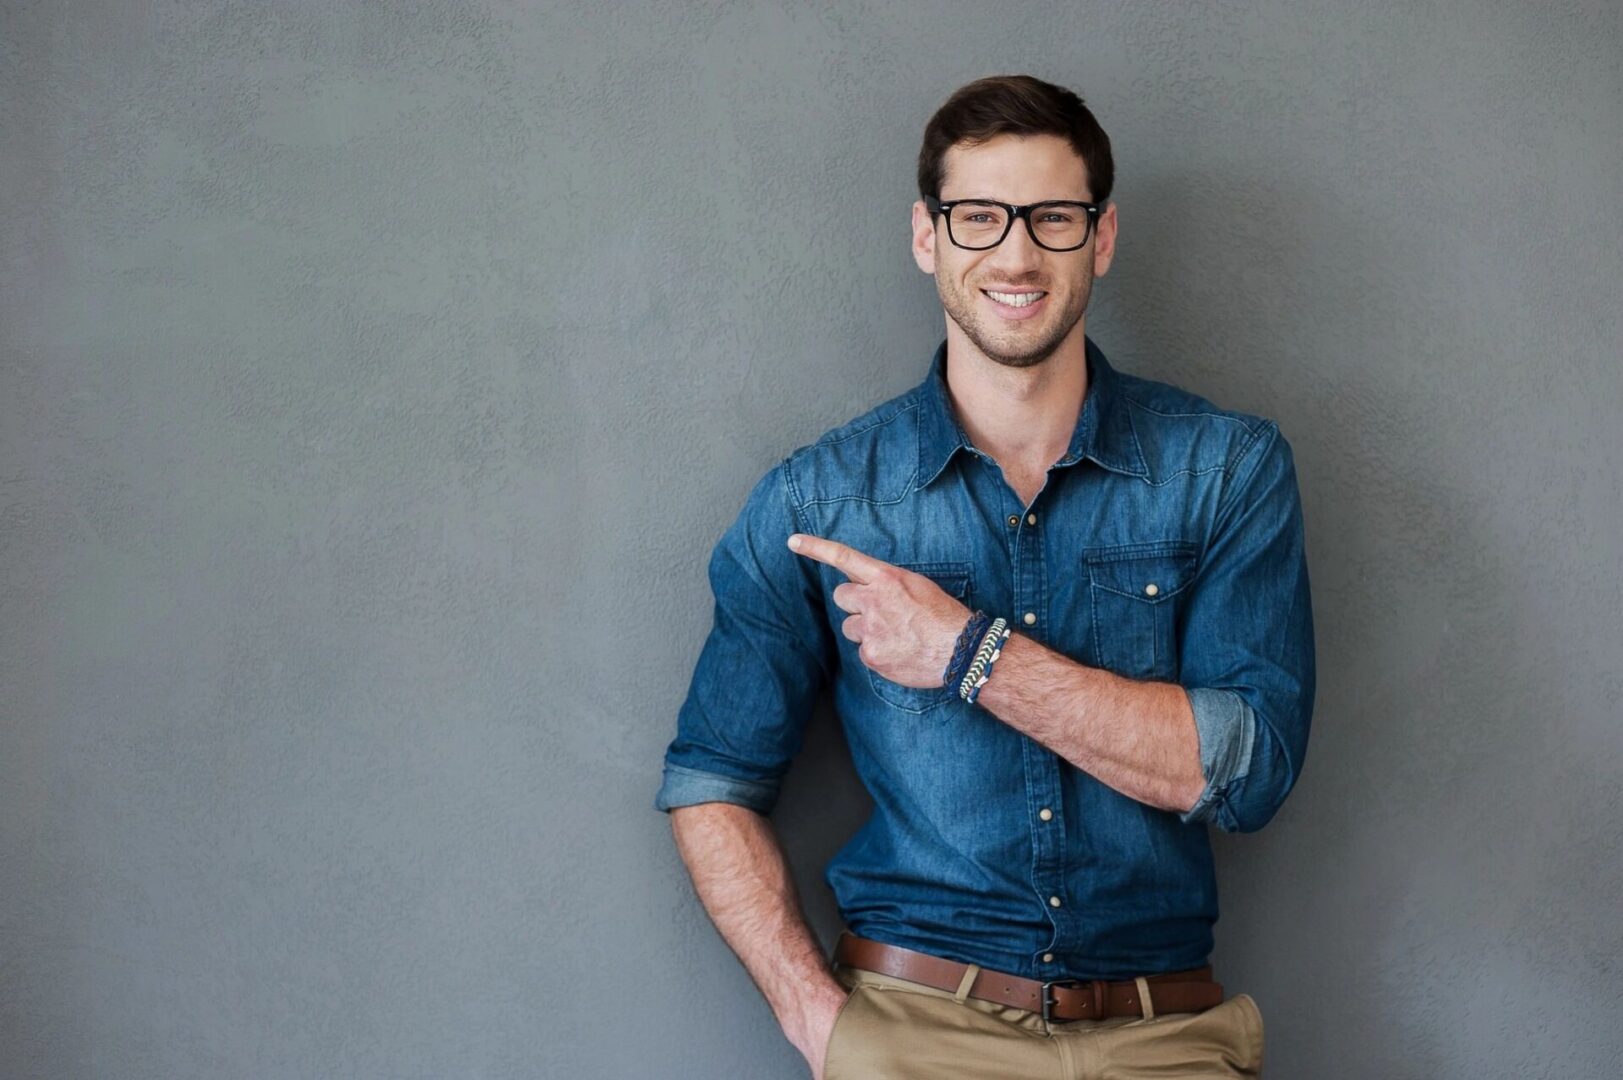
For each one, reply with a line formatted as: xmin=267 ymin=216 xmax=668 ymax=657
xmin=942 ymin=321 xmax=1090 ymax=472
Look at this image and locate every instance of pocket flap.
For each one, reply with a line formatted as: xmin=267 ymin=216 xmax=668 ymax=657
xmin=1081 ymin=540 xmax=1199 ymax=602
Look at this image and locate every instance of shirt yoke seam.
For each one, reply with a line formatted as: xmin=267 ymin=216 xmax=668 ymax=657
xmin=1118 ymin=392 xmax=1269 ymax=488
xmin=785 ymin=400 xmax=924 ymax=510
xmin=1139 ymin=464 xmax=1231 ymax=486
xmin=798 ymin=484 xmax=917 ymax=509
xmin=1214 ymin=420 xmax=1280 ymax=522
xmin=1120 ymin=396 xmax=1268 ymax=431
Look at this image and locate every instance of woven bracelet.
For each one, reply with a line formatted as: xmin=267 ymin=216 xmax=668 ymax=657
xmin=942 ymin=609 xmax=991 ymax=688
xmin=958 ymin=617 xmax=1010 ymax=704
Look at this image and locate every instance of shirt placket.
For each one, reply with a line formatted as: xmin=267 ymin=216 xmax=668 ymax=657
xmin=1005 ymin=482 xmax=1071 ymax=975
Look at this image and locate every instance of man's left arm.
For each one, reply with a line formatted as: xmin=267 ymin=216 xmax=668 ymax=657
xmin=976 ymin=421 xmax=1316 ymax=832
xmin=787 ymin=422 xmax=1315 ymax=832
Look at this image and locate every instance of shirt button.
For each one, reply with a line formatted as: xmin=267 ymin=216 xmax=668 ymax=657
xmin=1042 ymin=953 xmax=1055 ymax=963
xmin=1039 ymin=808 xmax=1053 ymax=821
xmin=1144 ymin=583 xmax=1159 ymax=596
xmin=1007 ymin=514 xmax=1019 ymax=527
xmin=1049 ymin=895 xmax=1063 ymax=908
xmin=1026 ymin=513 xmax=1037 ymax=526
xmin=1023 ymin=612 xmax=1037 ymax=625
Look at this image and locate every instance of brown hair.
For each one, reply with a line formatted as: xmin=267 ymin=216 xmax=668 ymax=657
xmin=917 ymin=74 xmax=1114 ymax=205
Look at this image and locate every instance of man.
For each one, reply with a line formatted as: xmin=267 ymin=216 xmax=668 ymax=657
xmin=654 ymin=74 xmax=1313 ymax=1079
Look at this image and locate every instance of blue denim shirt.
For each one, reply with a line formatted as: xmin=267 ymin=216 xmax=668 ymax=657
xmin=655 ymin=335 xmax=1315 ymax=981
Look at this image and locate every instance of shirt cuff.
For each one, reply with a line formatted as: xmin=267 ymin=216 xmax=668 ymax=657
xmin=1178 ymin=687 xmax=1257 ymax=826
xmin=653 ymin=762 xmax=780 ymax=815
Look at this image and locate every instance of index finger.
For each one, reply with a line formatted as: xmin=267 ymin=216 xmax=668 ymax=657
xmin=787 ymin=533 xmax=892 ymax=584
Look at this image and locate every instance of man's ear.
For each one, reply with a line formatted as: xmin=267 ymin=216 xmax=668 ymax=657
xmin=910 ymin=200 xmax=937 ymax=275
xmin=1091 ymin=201 xmax=1118 ymax=278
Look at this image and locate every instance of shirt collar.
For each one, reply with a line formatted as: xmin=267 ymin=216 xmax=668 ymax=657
xmin=914 ymin=334 xmax=1148 ymax=488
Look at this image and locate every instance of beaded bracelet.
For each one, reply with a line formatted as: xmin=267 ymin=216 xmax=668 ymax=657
xmin=942 ymin=609 xmax=992 ymax=688
xmin=958 ymin=617 xmax=1010 ymax=704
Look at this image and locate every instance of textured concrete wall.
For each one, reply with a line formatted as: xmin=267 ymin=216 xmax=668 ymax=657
xmin=2 ymin=2 xmax=1619 ymax=1078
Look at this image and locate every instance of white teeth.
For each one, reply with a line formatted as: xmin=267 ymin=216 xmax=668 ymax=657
xmin=985 ymin=290 xmax=1044 ymax=307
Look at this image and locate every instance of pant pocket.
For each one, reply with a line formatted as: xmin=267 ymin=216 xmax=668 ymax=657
xmin=824 ymin=983 xmax=1055 ymax=1079
xmin=822 ymin=985 xmax=868 ymax=1080
xmin=1103 ymin=995 xmax=1263 ymax=1078
xmin=1232 ymin=993 xmax=1265 ymax=1074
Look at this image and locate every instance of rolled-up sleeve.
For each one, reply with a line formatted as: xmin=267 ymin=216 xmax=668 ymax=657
xmin=1175 ymin=421 xmax=1316 ymax=833
xmin=653 ymin=458 xmax=834 ymax=816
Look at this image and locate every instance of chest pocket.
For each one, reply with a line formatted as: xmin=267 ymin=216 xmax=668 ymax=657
xmin=865 ymin=561 xmax=974 ymax=716
xmin=1082 ymin=540 xmax=1200 ymax=681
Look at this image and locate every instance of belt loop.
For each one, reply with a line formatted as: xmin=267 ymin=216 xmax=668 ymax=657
xmin=953 ymin=964 xmax=981 ymax=1004
xmin=1134 ymin=975 xmax=1156 ymax=1019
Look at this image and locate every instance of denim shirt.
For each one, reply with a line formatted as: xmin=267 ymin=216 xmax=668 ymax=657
xmin=655 ymin=335 xmax=1315 ymax=981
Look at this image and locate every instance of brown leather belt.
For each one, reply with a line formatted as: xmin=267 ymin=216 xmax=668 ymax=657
xmin=833 ymin=931 xmax=1225 ymax=1022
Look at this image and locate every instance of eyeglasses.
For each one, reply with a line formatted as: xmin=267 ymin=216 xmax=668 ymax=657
xmin=924 ymin=195 xmax=1101 ymax=252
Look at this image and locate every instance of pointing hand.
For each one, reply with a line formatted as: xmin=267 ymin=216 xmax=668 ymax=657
xmin=788 ymin=533 xmax=970 ymax=690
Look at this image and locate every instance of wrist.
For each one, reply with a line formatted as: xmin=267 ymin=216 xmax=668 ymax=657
xmin=782 ymin=974 xmax=848 ymax=1048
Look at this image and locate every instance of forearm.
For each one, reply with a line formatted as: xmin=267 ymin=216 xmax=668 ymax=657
xmin=973 ymin=632 xmax=1206 ymax=814
xmin=668 ymin=802 xmax=845 ymax=1049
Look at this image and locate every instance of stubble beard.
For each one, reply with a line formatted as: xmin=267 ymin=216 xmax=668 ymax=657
xmin=938 ymin=264 xmax=1093 ymax=370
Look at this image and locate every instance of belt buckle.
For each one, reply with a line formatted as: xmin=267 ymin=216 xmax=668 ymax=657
xmin=1040 ymin=978 xmax=1083 ymax=1023
xmin=1041 ymin=978 xmax=1110 ymax=1023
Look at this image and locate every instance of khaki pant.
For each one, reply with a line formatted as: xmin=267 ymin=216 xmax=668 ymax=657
xmin=824 ymin=960 xmax=1265 ymax=1079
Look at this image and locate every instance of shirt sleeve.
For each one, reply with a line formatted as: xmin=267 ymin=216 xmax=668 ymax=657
xmin=1175 ymin=421 xmax=1316 ymax=833
xmin=653 ymin=457 xmax=835 ymax=815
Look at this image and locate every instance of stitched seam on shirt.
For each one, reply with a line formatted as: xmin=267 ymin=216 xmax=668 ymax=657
xmin=779 ymin=457 xmax=815 ymax=536
xmin=1118 ymin=395 xmax=1268 ymax=432
xmin=1081 ymin=539 xmax=1201 ymax=562
xmin=1138 ymin=464 xmax=1230 ymax=486
xmin=1109 ymin=395 xmax=1150 ymax=479
xmin=1213 ymin=421 xmax=1278 ymax=525
xmin=1119 ymin=397 xmax=1263 ymax=484
xmin=787 ymin=403 xmax=922 ymax=508
xmin=799 ymin=486 xmax=913 ymax=508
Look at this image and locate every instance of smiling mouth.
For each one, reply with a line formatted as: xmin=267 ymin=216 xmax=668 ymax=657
xmin=980 ymin=288 xmax=1047 ymax=307
xmin=980 ymin=288 xmax=1050 ymax=320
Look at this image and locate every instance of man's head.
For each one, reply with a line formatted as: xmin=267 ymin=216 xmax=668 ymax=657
xmin=911 ymin=75 xmax=1118 ymax=370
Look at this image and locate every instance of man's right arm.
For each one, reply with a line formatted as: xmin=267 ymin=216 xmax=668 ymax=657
xmin=654 ymin=458 xmax=846 ymax=1074
xmin=669 ymin=803 xmax=846 ymax=1072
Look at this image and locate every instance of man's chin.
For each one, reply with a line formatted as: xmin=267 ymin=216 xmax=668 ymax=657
xmin=974 ymin=327 xmax=1062 ymax=369
xmin=944 ymin=302 xmax=1073 ymax=369
xmin=985 ymin=349 xmax=1051 ymax=370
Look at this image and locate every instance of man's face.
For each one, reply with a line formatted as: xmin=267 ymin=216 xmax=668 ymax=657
xmin=911 ymin=133 xmax=1117 ymax=369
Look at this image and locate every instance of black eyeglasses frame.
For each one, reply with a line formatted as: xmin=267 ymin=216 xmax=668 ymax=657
xmin=924 ymin=194 xmax=1102 ymax=252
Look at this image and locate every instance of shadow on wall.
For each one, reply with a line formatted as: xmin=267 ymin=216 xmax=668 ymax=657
xmin=774 ymin=694 xmax=871 ymax=951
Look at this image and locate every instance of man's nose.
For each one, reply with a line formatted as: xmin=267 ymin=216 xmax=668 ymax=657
xmin=988 ymin=215 xmax=1044 ymax=269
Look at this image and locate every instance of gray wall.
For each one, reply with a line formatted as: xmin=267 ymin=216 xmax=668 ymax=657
xmin=2 ymin=2 xmax=1619 ymax=1078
